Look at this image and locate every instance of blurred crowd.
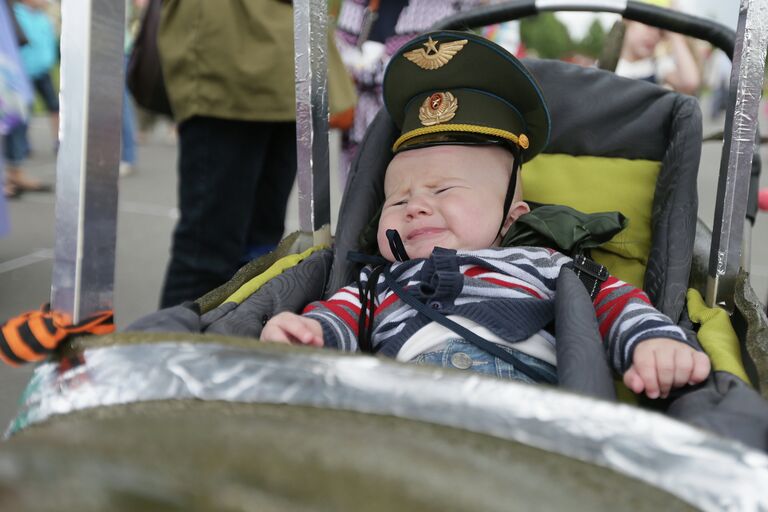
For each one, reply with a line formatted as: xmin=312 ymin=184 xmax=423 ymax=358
xmin=0 ymin=0 xmax=155 ymax=202
xmin=0 ymin=0 xmax=761 ymax=305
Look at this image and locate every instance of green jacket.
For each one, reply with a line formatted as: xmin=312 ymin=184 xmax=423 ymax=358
xmin=158 ymin=0 xmax=354 ymax=123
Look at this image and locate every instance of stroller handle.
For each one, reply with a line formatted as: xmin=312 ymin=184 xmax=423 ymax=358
xmin=433 ymin=0 xmax=736 ymax=59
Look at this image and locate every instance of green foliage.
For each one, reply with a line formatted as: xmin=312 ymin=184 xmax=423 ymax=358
xmin=520 ymin=13 xmax=573 ymax=59
xmin=578 ymin=19 xmax=606 ymax=58
xmin=520 ymin=14 xmax=607 ymax=60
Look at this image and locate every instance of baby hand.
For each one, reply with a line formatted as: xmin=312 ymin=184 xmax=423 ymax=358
xmin=623 ymin=338 xmax=711 ymax=399
xmin=261 ymin=312 xmax=324 ymax=347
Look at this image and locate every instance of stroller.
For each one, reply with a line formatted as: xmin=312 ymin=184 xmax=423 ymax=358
xmin=2 ymin=2 xmax=768 ymax=511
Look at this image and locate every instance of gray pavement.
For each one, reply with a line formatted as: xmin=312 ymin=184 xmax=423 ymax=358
xmin=1 ymin=96 xmax=767 ymax=431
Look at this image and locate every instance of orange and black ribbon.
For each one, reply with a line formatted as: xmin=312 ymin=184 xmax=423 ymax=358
xmin=0 ymin=305 xmax=114 ymax=367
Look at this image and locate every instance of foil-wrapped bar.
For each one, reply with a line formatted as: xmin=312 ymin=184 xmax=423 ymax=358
xmin=50 ymin=0 xmax=124 ymax=321
xmin=7 ymin=340 xmax=768 ymax=511
xmin=707 ymin=0 xmax=768 ymax=309
xmin=294 ymin=0 xmax=331 ymax=234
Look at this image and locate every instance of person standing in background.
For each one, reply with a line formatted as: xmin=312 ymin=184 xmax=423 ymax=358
xmin=118 ymin=0 xmax=145 ymax=177
xmin=334 ymin=0 xmax=483 ymax=183
xmin=2 ymin=0 xmax=50 ymax=198
xmin=0 ymin=0 xmax=32 ymax=203
xmin=704 ymin=48 xmax=731 ymax=121
xmin=157 ymin=0 xmax=355 ymax=308
xmin=13 ymin=0 xmax=59 ymax=147
xmin=614 ymin=0 xmax=699 ymax=94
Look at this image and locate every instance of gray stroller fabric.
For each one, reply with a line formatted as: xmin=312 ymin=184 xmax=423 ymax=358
xmin=555 ymin=268 xmax=616 ymax=401
xmin=124 ymin=249 xmax=334 ymax=337
xmin=667 ymin=371 xmax=768 ymax=452
xmin=203 ymin=249 xmax=333 ymax=339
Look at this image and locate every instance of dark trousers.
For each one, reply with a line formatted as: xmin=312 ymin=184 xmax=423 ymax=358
xmin=32 ymin=73 xmax=59 ymax=113
xmin=160 ymin=116 xmax=297 ymax=308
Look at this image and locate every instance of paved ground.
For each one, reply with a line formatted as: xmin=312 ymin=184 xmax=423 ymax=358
xmin=1 ymin=96 xmax=767 ymax=431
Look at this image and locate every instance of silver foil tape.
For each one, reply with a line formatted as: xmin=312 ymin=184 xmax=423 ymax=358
xmin=7 ymin=341 xmax=768 ymax=511
xmin=294 ymin=0 xmax=330 ymax=232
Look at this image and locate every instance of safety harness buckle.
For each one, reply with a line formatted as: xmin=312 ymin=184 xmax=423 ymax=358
xmin=572 ymin=254 xmax=609 ymax=300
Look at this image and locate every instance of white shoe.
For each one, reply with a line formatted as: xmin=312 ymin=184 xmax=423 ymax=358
xmin=119 ymin=162 xmax=135 ymax=177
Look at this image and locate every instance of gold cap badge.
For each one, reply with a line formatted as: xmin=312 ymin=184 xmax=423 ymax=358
xmin=403 ymin=37 xmax=468 ymax=70
xmin=418 ymin=92 xmax=458 ymax=126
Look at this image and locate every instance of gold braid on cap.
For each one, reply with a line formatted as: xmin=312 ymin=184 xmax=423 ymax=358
xmin=393 ymin=124 xmax=529 ymax=152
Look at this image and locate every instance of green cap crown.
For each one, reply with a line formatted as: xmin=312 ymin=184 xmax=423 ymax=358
xmin=383 ymin=30 xmax=550 ymax=162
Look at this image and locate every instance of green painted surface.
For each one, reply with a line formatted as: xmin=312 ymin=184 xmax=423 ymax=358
xmin=0 ymin=401 xmax=694 ymax=511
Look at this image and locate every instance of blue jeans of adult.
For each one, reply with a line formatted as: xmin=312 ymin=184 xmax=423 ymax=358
xmin=122 ymin=86 xmax=137 ymax=165
xmin=159 ymin=116 xmax=297 ymax=308
xmin=3 ymin=120 xmax=29 ymax=165
xmin=121 ymin=56 xmax=136 ymax=165
xmin=0 ymin=138 xmax=9 ymax=236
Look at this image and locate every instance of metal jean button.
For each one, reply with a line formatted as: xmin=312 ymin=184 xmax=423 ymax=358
xmin=450 ymin=352 xmax=473 ymax=370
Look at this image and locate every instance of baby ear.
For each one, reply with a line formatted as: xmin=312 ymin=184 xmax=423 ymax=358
xmin=501 ymin=201 xmax=530 ymax=236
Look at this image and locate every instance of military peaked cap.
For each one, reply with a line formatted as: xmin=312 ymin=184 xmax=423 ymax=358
xmin=383 ymin=30 xmax=551 ymax=162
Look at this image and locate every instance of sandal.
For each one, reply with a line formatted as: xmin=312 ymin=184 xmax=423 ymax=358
xmin=3 ymin=183 xmax=23 ymax=199
xmin=18 ymin=182 xmax=53 ymax=193
xmin=7 ymin=178 xmax=53 ymax=193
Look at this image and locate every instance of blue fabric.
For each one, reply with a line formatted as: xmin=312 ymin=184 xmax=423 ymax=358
xmin=3 ymin=120 xmax=28 ymax=164
xmin=122 ymin=58 xmax=136 ymax=164
xmin=31 ymin=73 xmax=57 ymax=112
xmin=0 ymin=0 xmax=33 ymax=134
xmin=412 ymin=338 xmax=558 ymax=384
xmin=13 ymin=3 xmax=57 ymax=79
xmin=0 ymin=138 xmax=9 ymax=237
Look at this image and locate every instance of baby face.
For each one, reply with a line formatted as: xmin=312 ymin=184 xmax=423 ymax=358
xmin=377 ymin=145 xmax=521 ymax=261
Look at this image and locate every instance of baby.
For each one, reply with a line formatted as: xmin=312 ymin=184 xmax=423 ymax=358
xmin=262 ymin=30 xmax=710 ymax=399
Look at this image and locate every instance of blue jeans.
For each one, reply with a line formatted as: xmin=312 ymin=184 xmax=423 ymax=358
xmin=122 ymin=58 xmax=137 ymax=165
xmin=0 ymin=138 xmax=9 ymax=236
xmin=412 ymin=338 xmax=558 ymax=384
xmin=31 ymin=73 xmax=59 ymax=113
xmin=3 ymin=121 xmax=29 ymax=165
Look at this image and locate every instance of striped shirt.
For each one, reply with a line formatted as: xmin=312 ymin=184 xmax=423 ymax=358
xmin=303 ymin=246 xmax=689 ymax=374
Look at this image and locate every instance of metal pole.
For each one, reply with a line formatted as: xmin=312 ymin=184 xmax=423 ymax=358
xmin=706 ymin=0 xmax=768 ymax=309
xmin=50 ymin=0 xmax=124 ymax=322
xmin=294 ymin=0 xmax=332 ymax=244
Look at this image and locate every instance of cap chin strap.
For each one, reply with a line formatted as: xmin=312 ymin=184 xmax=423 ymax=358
xmin=498 ymin=146 xmax=521 ymax=238
xmin=386 ymin=229 xmax=410 ymax=262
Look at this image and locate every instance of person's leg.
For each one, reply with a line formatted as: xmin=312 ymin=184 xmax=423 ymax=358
xmin=2 ymin=133 xmax=22 ymax=197
xmin=242 ymin=121 xmax=298 ymax=261
xmin=120 ymin=89 xmax=138 ymax=175
xmin=135 ymin=106 xmax=157 ymax=144
xmin=120 ymin=56 xmax=137 ymax=172
xmin=32 ymin=73 xmax=60 ymax=147
xmin=159 ymin=117 xmax=270 ymax=308
xmin=0 ymin=137 xmax=10 ymax=234
xmin=3 ymin=122 xmax=47 ymax=194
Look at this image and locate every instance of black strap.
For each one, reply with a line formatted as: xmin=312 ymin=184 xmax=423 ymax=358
xmin=358 ymin=265 xmax=385 ymax=353
xmin=572 ymin=254 xmax=609 ymax=300
xmin=498 ymin=145 xmax=521 ymax=236
xmin=383 ymin=269 xmax=554 ymax=383
xmin=386 ymin=229 xmax=410 ymax=262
